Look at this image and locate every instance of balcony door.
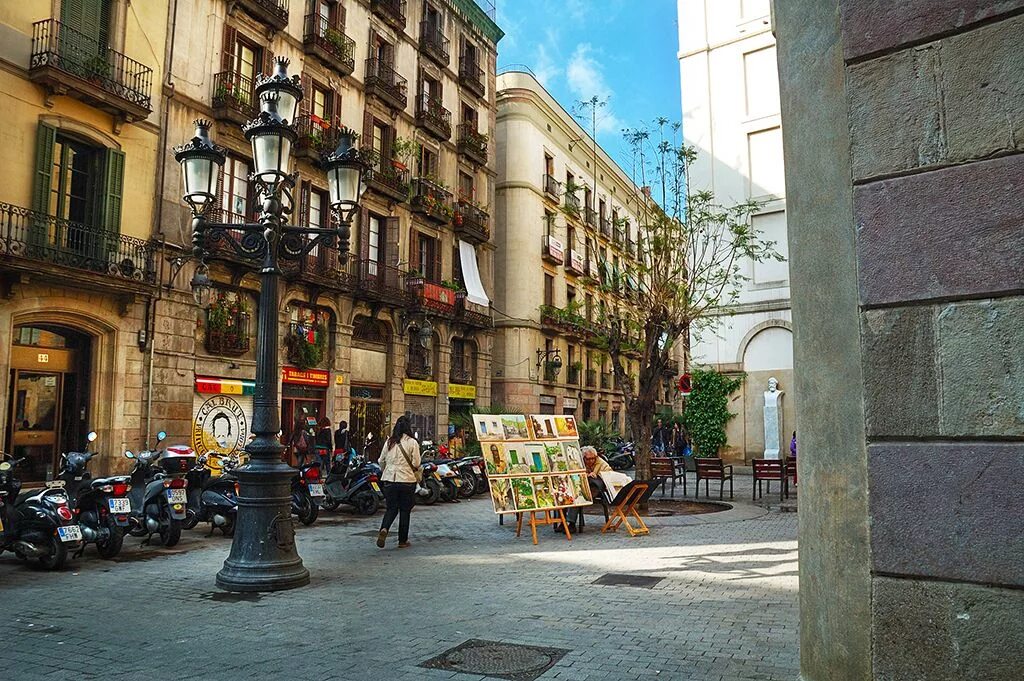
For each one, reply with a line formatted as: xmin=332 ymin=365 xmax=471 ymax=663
xmin=61 ymin=0 xmax=111 ymax=62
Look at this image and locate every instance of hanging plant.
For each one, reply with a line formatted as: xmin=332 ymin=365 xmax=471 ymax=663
xmin=684 ymin=368 xmax=743 ymax=458
xmin=288 ymin=322 xmax=327 ymax=369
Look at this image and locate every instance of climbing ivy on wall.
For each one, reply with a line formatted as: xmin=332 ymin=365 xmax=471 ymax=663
xmin=684 ymin=369 xmax=744 ymax=457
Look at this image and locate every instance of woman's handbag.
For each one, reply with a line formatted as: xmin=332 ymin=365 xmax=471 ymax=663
xmin=396 ymin=439 xmax=423 ymax=483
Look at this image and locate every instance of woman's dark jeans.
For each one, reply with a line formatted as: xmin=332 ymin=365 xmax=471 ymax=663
xmin=381 ymin=481 xmax=416 ymax=543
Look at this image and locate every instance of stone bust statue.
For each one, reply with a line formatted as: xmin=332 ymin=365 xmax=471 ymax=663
xmin=766 ymin=376 xmax=780 ymax=394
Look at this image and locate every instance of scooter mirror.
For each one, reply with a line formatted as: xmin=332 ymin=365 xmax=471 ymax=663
xmin=87 ymin=431 xmax=98 ymax=443
xmin=124 ymin=451 xmax=135 ymax=459
xmin=157 ymin=431 xmax=167 ymax=443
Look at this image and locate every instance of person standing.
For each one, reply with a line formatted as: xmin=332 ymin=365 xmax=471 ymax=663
xmin=334 ymin=419 xmax=351 ymax=463
xmin=314 ymin=417 xmax=333 ymax=472
xmin=377 ymin=415 xmax=420 ymax=549
xmin=652 ymin=418 xmax=669 ymax=454
xmin=288 ymin=417 xmax=312 ymax=467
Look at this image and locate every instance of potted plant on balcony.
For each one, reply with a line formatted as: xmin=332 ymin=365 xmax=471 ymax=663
xmin=391 ymin=136 xmax=419 ymax=172
xmin=406 ymin=268 xmax=426 ymax=288
xmin=206 ymin=292 xmax=250 ymax=355
xmin=287 ymin=320 xmax=327 ymax=369
xmin=324 ymin=26 xmax=348 ymax=54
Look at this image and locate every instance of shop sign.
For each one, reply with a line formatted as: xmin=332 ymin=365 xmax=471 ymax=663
xmin=192 ymin=393 xmax=250 ymax=457
xmin=449 ymin=383 xmax=477 ymax=400
xmin=539 ymin=394 xmax=556 ymax=406
xmin=563 ymin=397 xmax=578 ymax=409
xmin=569 ymin=250 xmax=585 ymax=273
xmin=195 ymin=376 xmax=255 ymax=395
xmin=544 ymin=236 xmax=564 ymax=261
xmin=404 ymin=379 xmax=438 ymax=396
xmin=282 ymin=367 xmax=329 ymax=386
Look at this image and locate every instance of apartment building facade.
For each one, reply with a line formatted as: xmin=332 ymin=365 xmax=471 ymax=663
xmin=493 ymin=70 xmax=675 ymax=432
xmin=677 ymin=0 xmax=794 ymax=462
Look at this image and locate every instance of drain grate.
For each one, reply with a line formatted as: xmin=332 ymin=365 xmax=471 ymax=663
xmin=592 ymin=573 xmax=664 ymax=589
xmin=420 ymin=639 xmax=569 ymax=681
xmin=196 ymin=591 xmax=264 ymax=603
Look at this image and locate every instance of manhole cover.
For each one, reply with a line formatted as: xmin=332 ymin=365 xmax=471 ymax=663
xmin=592 ymin=573 xmax=664 ymax=589
xmin=420 ymin=639 xmax=569 ymax=680
xmin=197 ymin=591 xmax=264 ymax=603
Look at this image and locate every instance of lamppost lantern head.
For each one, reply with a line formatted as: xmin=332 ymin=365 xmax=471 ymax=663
xmin=322 ymin=127 xmax=367 ymax=218
xmin=416 ymin=320 xmax=434 ymax=348
xmin=243 ymin=110 xmax=298 ymax=183
xmin=255 ymin=56 xmax=302 ymax=124
xmin=551 ymin=354 xmax=563 ymax=370
xmin=190 ymin=263 xmax=213 ymax=306
xmin=173 ymin=120 xmax=226 ymax=214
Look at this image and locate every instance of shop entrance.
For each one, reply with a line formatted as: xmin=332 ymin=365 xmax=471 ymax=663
xmin=282 ymin=385 xmax=327 ymax=466
xmin=6 ymin=325 xmax=90 ymax=482
xmin=350 ymin=384 xmax=385 ymax=461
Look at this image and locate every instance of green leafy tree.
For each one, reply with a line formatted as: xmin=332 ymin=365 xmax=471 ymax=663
xmin=684 ymin=369 xmax=743 ymax=457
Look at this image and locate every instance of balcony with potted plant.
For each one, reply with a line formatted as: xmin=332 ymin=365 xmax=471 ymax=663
xmin=205 ymin=292 xmax=251 ymax=357
xmin=363 ymin=149 xmax=410 ymax=203
xmin=286 ymin=309 xmax=329 ymax=370
xmin=543 ymin=360 xmax=561 ymax=383
xmin=585 ymin=368 xmax=597 ymax=388
xmin=567 ymin=362 xmax=582 ymax=386
xmin=563 ymin=183 xmax=582 ymax=218
xmin=29 ymin=19 xmax=154 ymax=122
xmin=415 ymin=92 xmax=452 ymax=140
xmin=365 ymin=58 xmax=408 ymax=111
xmin=294 ymin=113 xmax=341 ymax=163
xmin=453 ymin=198 xmax=489 ymax=244
xmin=371 ymin=0 xmax=407 ymax=32
xmin=407 ymin=275 xmax=458 ymax=318
xmin=303 ymin=12 xmax=355 ymax=75
xmin=456 ymin=123 xmax=488 ymax=165
xmin=419 ymin=20 xmax=450 ymax=67
xmin=235 ymin=0 xmax=290 ymax=31
xmin=410 ymin=178 xmax=454 ymax=224
xmin=211 ymin=71 xmax=257 ymax=125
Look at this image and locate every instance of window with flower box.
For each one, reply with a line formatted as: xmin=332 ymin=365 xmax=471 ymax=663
xmin=286 ymin=305 xmax=330 ymax=369
xmin=205 ymin=290 xmax=252 ymax=356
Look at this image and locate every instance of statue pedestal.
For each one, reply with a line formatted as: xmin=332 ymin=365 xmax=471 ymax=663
xmin=763 ymin=390 xmax=784 ymax=459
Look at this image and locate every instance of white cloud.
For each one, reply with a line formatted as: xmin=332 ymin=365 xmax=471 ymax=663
xmin=533 ymin=43 xmax=560 ymax=86
xmin=565 ymin=44 xmax=622 ymax=134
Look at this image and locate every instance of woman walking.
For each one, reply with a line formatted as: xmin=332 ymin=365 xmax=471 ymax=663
xmin=377 ymin=415 xmax=420 ymax=549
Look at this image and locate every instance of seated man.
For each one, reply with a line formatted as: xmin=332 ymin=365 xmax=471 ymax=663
xmin=562 ymin=446 xmax=612 ymax=532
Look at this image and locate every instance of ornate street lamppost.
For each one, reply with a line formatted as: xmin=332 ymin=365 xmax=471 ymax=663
xmin=173 ymin=57 xmax=366 ymax=592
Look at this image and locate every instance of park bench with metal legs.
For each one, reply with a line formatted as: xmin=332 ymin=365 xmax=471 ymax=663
xmin=651 ymin=457 xmax=686 ymax=497
xmin=752 ymin=458 xmax=786 ymax=501
xmin=695 ymin=457 xmax=733 ymax=500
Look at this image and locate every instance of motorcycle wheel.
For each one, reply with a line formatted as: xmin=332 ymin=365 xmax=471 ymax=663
xmin=160 ymin=518 xmax=182 ymax=547
xmin=298 ymin=501 xmax=319 ymax=526
xmin=95 ymin=518 xmax=124 ymax=559
xmin=35 ymin=535 xmax=67 ymax=571
xmin=419 ymin=479 xmax=441 ymax=505
xmin=322 ymin=496 xmax=340 ymax=512
xmin=221 ymin=515 xmax=235 ymax=537
xmin=440 ymin=480 xmax=459 ymax=503
xmin=458 ymin=472 xmax=476 ymax=497
xmin=355 ymin=491 xmax=379 ymax=515
xmin=182 ymin=509 xmax=199 ymax=530
xmin=473 ymin=472 xmax=489 ymax=494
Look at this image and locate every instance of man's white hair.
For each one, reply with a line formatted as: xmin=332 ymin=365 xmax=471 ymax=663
xmin=581 ymin=446 xmax=598 ymax=456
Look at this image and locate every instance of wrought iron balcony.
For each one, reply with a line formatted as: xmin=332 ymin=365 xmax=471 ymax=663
xmin=454 ymin=201 xmax=489 ymax=243
xmin=613 ymin=226 xmax=625 ymax=244
xmin=294 ymin=113 xmax=341 ymax=162
xmin=585 ymin=206 xmax=597 ymax=227
xmin=408 ymin=280 xmax=457 ymax=317
xmin=205 ymin=309 xmax=251 ymax=357
xmin=543 ymin=361 xmax=560 ymax=383
xmin=543 ymin=174 xmax=561 ymax=200
xmin=29 ymin=19 xmax=153 ymax=122
xmin=599 ymin=214 xmax=611 ymax=237
xmin=415 ymin=92 xmax=452 ymax=140
xmin=235 ymin=0 xmax=290 ymax=31
xmin=457 ymin=123 xmax=488 ymax=164
xmin=406 ymin=351 xmax=432 ymax=379
xmin=410 ymin=178 xmax=453 ymax=224
xmin=585 ymin=368 xmax=597 ymax=388
xmin=459 ymin=57 xmax=485 ymax=97
xmin=302 ymin=13 xmax=355 ymax=75
xmin=564 ymin=192 xmax=581 ymax=215
xmin=419 ymin=20 xmax=450 ymax=67
xmin=565 ymin=249 xmax=586 ymax=276
xmin=371 ymin=0 xmax=407 ymax=31
xmin=456 ymin=297 xmax=491 ymax=328
xmin=542 ymin=235 xmax=564 ymax=265
xmin=601 ymin=373 xmax=612 ymax=389
xmin=450 ymin=362 xmax=473 ymax=385
xmin=354 ymin=260 xmax=409 ymax=305
xmin=0 ymin=203 xmax=155 ymax=287
xmin=212 ymin=71 xmax=257 ymax=125
xmin=365 ymin=58 xmax=408 ymax=111
xmin=284 ymin=242 xmax=353 ymax=291
xmin=567 ymin=366 xmax=581 ymax=386
xmin=364 ymin=157 xmax=411 ymax=203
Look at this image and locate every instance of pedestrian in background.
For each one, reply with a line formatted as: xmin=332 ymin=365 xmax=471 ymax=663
xmin=377 ymin=415 xmax=420 ymax=549
xmin=288 ymin=417 xmax=312 ymax=467
xmin=314 ymin=417 xmax=333 ymax=471
xmin=334 ymin=419 xmax=351 ymax=458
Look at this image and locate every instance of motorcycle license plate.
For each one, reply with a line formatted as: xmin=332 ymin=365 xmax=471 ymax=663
xmin=166 ymin=489 xmax=187 ymax=504
xmin=452 ymin=478 xmax=462 ymax=487
xmin=370 ymin=482 xmax=381 ymax=493
xmin=58 ymin=525 xmax=82 ymax=542
xmin=307 ymin=483 xmax=324 ymax=498
xmin=108 ymin=498 xmax=132 ymax=513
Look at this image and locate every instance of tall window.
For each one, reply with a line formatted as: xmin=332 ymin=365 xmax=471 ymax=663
xmin=461 ymin=102 xmax=477 ymax=129
xmin=544 ymin=153 xmax=554 ymax=176
xmin=311 ymin=84 xmax=329 ymax=120
xmin=458 ymin=171 xmax=474 ymax=201
xmin=418 ymin=145 xmax=438 ymax=178
xmin=544 ymin=210 xmax=555 ymax=237
xmin=221 ymin=156 xmax=251 ymax=224
xmin=543 ymin=273 xmax=554 ymax=307
xmin=412 ymin=231 xmax=440 ymax=281
xmin=48 ymin=135 xmax=100 ymax=225
xmin=566 ymin=225 xmax=576 ymax=252
xmin=566 ymin=285 xmax=576 ymax=306
xmin=367 ymin=213 xmax=382 ymax=274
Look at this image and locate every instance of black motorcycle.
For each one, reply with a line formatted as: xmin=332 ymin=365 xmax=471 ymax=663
xmin=123 ymin=432 xmax=192 ymax=547
xmin=0 ymin=454 xmax=84 ymax=570
xmin=322 ymin=449 xmax=382 ymax=515
xmin=183 ymin=453 xmax=239 ymax=536
xmin=55 ymin=433 xmax=131 ymax=559
xmin=291 ymin=460 xmax=324 ymax=526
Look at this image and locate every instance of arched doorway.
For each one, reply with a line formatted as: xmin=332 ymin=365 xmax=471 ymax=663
xmin=6 ymin=325 xmax=92 ymax=481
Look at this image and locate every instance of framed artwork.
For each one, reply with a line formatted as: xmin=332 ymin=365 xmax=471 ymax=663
xmin=489 ymin=479 xmax=514 ymax=513
xmin=563 ymin=442 xmax=585 ymax=471
xmin=504 ymin=442 xmax=532 ymax=474
xmin=550 ymin=474 xmax=576 ymax=506
xmin=545 ymin=443 xmax=568 ymax=472
xmin=501 ymin=415 xmax=532 ymax=440
xmin=525 ymin=443 xmax=548 ymax=473
xmin=554 ymin=415 xmax=579 ymax=438
xmin=570 ymin=474 xmax=593 ymax=505
xmin=483 ymin=442 xmax=508 ymax=475
xmin=474 ymin=415 xmax=503 ymax=441
xmin=533 ymin=477 xmax=555 ymax=508
xmin=510 ymin=477 xmax=538 ymax=510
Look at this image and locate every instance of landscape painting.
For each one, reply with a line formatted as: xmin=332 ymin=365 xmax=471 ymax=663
xmin=510 ymin=477 xmax=537 ymax=511
xmin=570 ymin=474 xmax=593 ymax=505
xmin=501 ymin=415 xmax=532 ymax=440
xmin=489 ymin=479 xmax=515 ymax=513
xmin=533 ymin=477 xmax=555 ymax=508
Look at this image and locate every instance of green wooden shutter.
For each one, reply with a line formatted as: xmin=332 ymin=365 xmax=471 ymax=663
xmin=30 ymin=123 xmax=57 ymax=247
xmin=100 ymin=147 xmax=125 ymax=232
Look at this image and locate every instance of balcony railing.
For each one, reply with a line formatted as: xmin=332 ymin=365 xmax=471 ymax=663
xmin=294 ymin=113 xmax=341 ymax=162
xmin=457 ymin=123 xmax=488 ymax=164
xmin=599 ymin=214 xmax=611 ymax=237
xmin=205 ymin=309 xmax=251 ymax=357
xmin=567 ymin=366 xmax=581 ymax=386
xmin=564 ymin=192 xmax=581 ymax=214
xmin=584 ymin=206 xmax=597 ymax=227
xmin=454 ymin=201 xmax=489 ymax=243
xmin=613 ymin=226 xmax=625 ymax=244
xmin=408 ymin=280 xmax=457 ymax=317
xmin=286 ymin=243 xmax=353 ymax=290
xmin=565 ymin=249 xmax=586 ymax=276
xmin=542 ymin=235 xmax=564 ymax=264
xmin=29 ymin=19 xmax=153 ymax=120
xmin=212 ymin=71 xmax=257 ymax=125
xmin=410 ymin=178 xmax=453 ymax=223
xmin=406 ymin=351 xmax=432 ymax=379
xmin=543 ymin=174 xmax=561 ymax=199
xmin=415 ymin=92 xmax=452 ymax=140
xmin=626 ymin=238 xmax=637 ymax=259
xmin=302 ymin=13 xmax=355 ymax=75
xmin=601 ymin=373 xmax=612 ymax=389
xmin=456 ymin=297 xmax=492 ymax=328
xmin=543 ymin=362 xmax=560 ymax=383
xmin=371 ymin=0 xmax=407 ymax=31
xmin=235 ymin=0 xmax=290 ymax=31
xmin=450 ymin=358 xmax=473 ymax=384
xmin=0 ymin=203 xmax=155 ymax=285
xmin=419 ymin=21 xmax=450 ymax=66
xmin=585 ymin=368 xmax=597 ymax=388
xmin=459 ymin=57 xmax=485 ymax=97
xmin=364 ymin=157 xmax=411 ymax=202
xmin=365 ymin=59 xmax=408 ymax=111
xmin=354 ymin=260 xmax=409 ymax=304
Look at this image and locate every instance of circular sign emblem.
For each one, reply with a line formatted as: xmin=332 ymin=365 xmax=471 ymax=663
xmin=192 ymin=395 xmax=248 ymax=457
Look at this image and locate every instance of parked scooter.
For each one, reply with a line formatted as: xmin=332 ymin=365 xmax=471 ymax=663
xmin=182 ymin=453 xmax=239 ymax=536
xmin=322 ymin=445 xmax=382 ymax=515
xmin=291 ymin=460 xmax=324 ymax=525
xmin=606 ymin=439 xmax=635 ymax=471
xmin=56 ymin=432 xmax=131 ymax=559
xmin=418 ymin=436 xmax=462 ymax=502
xmin=415 ymin=461 xmax=442 ymax=505
xmin=0 ymin=453 xmax=84 ymax=570
xmin=123 ymin=432 xmax=192 ymax=547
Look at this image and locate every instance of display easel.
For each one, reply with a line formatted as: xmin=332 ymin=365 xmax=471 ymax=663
xmin=515 ymin=508 xmax=572 ymax=545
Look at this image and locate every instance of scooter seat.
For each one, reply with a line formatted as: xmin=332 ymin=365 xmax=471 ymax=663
xmin=91 ymin=476 xmax=130 ymax=487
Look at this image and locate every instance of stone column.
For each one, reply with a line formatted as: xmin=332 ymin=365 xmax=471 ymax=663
xmin=775 ymin=2 xmax=1024 ymax=679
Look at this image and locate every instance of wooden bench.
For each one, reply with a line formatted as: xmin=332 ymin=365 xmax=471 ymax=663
xmin=651 ymin=457 xmax=686 ymax=497
xmin=695 ymin=457 xmax=733 ymax=500
xmin=752 ymin=458 xmax=786 ymax=501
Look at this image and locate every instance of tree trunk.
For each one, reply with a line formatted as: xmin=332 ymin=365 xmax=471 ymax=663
xmin=628 ymin=390 xmax=656 ymax=482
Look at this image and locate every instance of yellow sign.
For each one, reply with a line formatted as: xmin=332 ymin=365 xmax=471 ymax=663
xmin=449 ymin=384 xmax=477 ymax=400
xmin=403 ymin=379 xmax=438 ymax=396
xmin=335 ymin=374 xmax=345 ymax=385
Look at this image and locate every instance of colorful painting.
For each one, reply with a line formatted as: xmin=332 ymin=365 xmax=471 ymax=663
xmin=533 ymin=477 xmax=555 ymax=508
xmin=510 ymin=477 xmax=537 ymax=510
xmin=545 ymin=443 xmax=568 ymax=472
xmin=474 ymin=415 xmax=503 ymax=441
xmin=528 ymin=415 xmax=545 ymax=439
xmin=483 ymin=442 xmax=508 ymax=475
xmin=563 ymin=442 xmax=585 ymax=471
xmin=550 ymin=475 xmax=576 ymax=506
xmin=505 ymin=443 xmax=532 ymax=474
xmin=554 ymin=415 xmax=579 ymax=438
xmin=489 ymin=479 xmax=515 ymax=513
xmin=570 ymin=474 xmax=593 ymax=505
xmin=501 ymin=415 xmax=531 ymax=440
xmin=525 ymin=443 xmax=548 ymax=473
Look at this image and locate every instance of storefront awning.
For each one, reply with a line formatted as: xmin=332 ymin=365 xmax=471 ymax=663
xmin=195 ymin=376 xmax=255 ymax=395
xmin=459 ymin=240 xmax=490 ymax=307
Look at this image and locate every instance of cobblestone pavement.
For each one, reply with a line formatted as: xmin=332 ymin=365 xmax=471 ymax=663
xmin=0 ymin=475 xmax=798 ymax=681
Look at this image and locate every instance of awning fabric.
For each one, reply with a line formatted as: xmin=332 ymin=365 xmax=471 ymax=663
xmin=458 ymin=240 xmax=490 ymax=307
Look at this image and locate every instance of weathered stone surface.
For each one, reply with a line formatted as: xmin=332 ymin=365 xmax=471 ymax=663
xmin=937 ymin=298 xmax=1024 ymax=436
xmin=861 ymin=307 xmax=938 ymax=437
xmin=848 ymin=46 xmax=946 ymax=180
xmin=869 ymin=443 xmax=1024 ymax=586
xmin=855 ymin=154 xmax=1024 ymax=306
xmin=840 ymin=1 xmax=1024 ymax=60
xmin=873 ymin=577 xmax=1024 ymax=681
xmin=942 ymin=15 xmax=1024 ymax=162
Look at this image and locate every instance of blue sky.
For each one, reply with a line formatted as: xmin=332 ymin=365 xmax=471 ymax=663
xmin=494 ymin=0 xmax=682 ymax=172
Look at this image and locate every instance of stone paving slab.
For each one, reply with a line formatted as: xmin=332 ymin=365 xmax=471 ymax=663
xmin=0 ymin=474 xmax=799 ymax=681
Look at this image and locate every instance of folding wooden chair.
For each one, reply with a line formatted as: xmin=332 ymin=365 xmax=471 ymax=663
xmin=601 ymin=480 xmax=653 ymax=537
